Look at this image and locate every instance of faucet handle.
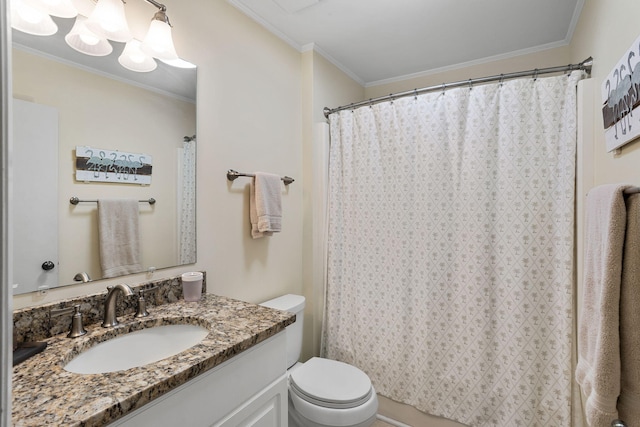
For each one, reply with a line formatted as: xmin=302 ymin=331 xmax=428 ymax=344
xmin=134 ymin=286 xmax=158 ymax=318
xmin=51 ymin=305 xmax=87 ymax=338
xmin=68 ymin=305 xmax=87 ymax=338
xmin=135 ymin=290 xmax=149 ymax=318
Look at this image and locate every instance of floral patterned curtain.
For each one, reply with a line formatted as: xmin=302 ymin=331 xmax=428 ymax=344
xmin=179 ymin=138 xmax=196 ymax=264
xmin=323 ymin=71 xmax=585 ymax=426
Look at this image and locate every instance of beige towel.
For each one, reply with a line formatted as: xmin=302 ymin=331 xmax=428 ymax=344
xmin=249 ymin=172 xmax=282 ymax=239
xmin=619 ymin=193 xmax=640 ymax=426
xmin=576 ymin=184 xmax=630 ymax=426
xmin=98 ymin=198 xmax=142 ymax=278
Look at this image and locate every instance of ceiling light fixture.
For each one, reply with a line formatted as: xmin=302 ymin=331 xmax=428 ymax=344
xmin=11 ymin=0 xmax=183 ymax=73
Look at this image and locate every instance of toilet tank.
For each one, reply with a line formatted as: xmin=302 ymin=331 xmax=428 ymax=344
xmin=260 ymin=294 xmax=305 ymax=368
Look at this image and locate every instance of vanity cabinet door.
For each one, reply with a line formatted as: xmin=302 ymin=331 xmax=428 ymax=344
xmin=109 ymin=332 xmax=287 ymax=427
xmin=214 ymin=376 xmax=287 ymax=427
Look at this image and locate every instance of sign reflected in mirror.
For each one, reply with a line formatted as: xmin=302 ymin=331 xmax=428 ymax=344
xmin=11 ymin=25 xmax=197 ymax=295
xmin=75 ymin=146 xmax=154 ymax=184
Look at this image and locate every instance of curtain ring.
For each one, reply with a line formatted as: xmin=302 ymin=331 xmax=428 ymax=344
xmin=468 ymin=79 xmax=473 ymax=91
xmin=441 ymin=83 xmax=446 ymax=95
xmin=499 ymin=74 xmax=505 ymax=87
xmin=414 ymin=89 xmax=418 ymax=100
xmin=368 ymin=99 xmax=373 ymax=109
xmin=389 ymin=94 xmax=394 ymax=104
xmin=533 ymin=69 xmax=539 ymax=81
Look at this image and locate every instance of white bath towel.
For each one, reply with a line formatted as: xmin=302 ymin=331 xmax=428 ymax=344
xmin=97 ymin=198 xmax=142 ymax=278
xmin=576 ymin=184 xmax=630 ymax=426
xmin=619 ymin=193 xmax=640 ymax=426
xmin=249 ymin=172 xmax=282 ymax=239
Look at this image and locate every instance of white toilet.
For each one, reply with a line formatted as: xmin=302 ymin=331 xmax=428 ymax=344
xmin=261 ymin=294 xmax=378 ymax=427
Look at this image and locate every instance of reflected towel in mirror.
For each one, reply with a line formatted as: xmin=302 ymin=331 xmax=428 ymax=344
xmin=97 ymin=198 xmax=142 ymax=278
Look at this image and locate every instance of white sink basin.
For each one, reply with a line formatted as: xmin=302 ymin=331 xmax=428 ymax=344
xmin=64 ymin=324 xmax=209 ymax=374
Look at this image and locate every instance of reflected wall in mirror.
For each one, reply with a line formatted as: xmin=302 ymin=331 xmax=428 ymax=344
xmin=12 ymin=30 xmax=197 ymax=295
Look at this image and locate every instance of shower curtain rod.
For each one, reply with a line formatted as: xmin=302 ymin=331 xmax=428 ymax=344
xmin=323 ymin=57 xmax=593 ymax=118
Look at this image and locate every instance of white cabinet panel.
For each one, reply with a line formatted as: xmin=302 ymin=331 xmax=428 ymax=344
xmin=215 ymin=376 xmax=287 ymax=427
xmin=111 ymin=332 xmax=287 ymax=427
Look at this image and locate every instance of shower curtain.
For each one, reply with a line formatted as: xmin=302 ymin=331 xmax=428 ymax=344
xmin=179 ymin=138 xmax=196 ymax=264
xmin=323 ymin=71 xmax=585 ymax=426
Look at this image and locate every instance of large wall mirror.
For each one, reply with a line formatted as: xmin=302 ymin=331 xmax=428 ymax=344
xmin=11 ymin=17 xmax=197 ymax=295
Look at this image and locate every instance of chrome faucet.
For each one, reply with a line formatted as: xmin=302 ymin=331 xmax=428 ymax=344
xmin=102 ymin=284 xmax=134 ymax=327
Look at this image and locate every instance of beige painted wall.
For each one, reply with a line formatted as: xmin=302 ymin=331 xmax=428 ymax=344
xmin=12 ymin=49 xmax=195 ymax=289
xmin=570 ymin=0 xmax=640 ymax=185
xmin=301 ymin=50 xmax=364 ymax=360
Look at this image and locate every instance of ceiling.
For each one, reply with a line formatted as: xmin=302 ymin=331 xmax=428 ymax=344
xmin=227 ymin=0 xmax=584 ymax=86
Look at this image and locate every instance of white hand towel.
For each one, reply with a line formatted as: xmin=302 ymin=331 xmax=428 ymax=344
xmin=576 ymin=184 xmax=630 ymax=426
xmin=97 ymin=198 xmax=142 ymax=278
xmin=250 ymin=180 xmax=271 ymax=239
xmin=249 ymin=172 xmax=282 ymax=239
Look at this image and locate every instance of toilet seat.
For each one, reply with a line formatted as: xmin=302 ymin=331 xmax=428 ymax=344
xmin=289 ymin=357 xmax=373 ymax=409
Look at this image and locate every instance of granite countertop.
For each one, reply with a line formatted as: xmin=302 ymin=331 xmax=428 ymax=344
xmin=12 ymin=293 xmax=295 ymax=427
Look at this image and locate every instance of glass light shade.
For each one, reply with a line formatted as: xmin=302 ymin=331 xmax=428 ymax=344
xmin=70 ymin=0 xmax=95 ymax=17
xmin=159 ymin=57 xmax=196 ymax=69
xmin=118 ymin=39 xmax=157 ymax=73
xmin=27 ymin=0 xmax=78 ymax=18
xmin=11 ymin=0 xmax=58 ymax=36
xmin=65 ymin=15 xmax=113 ymax=56
xmin=85 ymin=0 xmax=131 ymax=43
xmin=141 ymin=19 xmax=178 ymax=61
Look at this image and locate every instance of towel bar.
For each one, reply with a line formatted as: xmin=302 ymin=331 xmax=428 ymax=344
xmin=624 ymin=187 xmax=640 ymax=195
xmin=226 ymin=169 xmax=294 ymax=185
xmin=70 ymin=197 xmax=156 ymax=205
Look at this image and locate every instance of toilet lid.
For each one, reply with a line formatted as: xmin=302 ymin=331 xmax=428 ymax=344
xmin=289 ymin=357 xmax=373 ymax=409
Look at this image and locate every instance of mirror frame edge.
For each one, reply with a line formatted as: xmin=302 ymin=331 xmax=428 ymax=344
xmin=1 ymin=0 xmax=13 ymax=422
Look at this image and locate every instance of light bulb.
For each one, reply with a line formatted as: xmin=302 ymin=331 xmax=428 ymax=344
xmin=11 ymin=0 xmax=58 ymax=36
xmin=65 ymin=15 xmax=113 ymax=56
xmin=18 ymin=5 xmax=44 ymax=23
xmin=119 ymin=39 xmax=157 ymax=72
xmin=30 ymin=0 xmax=78 ymax=18
xmin=79 ymin=32 xmax=100 ymax=46
xmin=141 ymin=13 xmax=178 ymax=61
xmin=85 ymin=0 xmax=131 ymax=43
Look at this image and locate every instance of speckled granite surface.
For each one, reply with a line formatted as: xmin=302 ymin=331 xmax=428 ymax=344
xmin=12 ymin=293 xmax=295 ymax=427
xmin=13 ymin=274 xmax=206 ymax=344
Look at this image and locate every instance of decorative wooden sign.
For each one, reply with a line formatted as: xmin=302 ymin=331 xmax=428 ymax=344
xmin=601 ymin=33 xmax=640 ymax=152
xmin=75 ymin=146 xmax=153 ymax=184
